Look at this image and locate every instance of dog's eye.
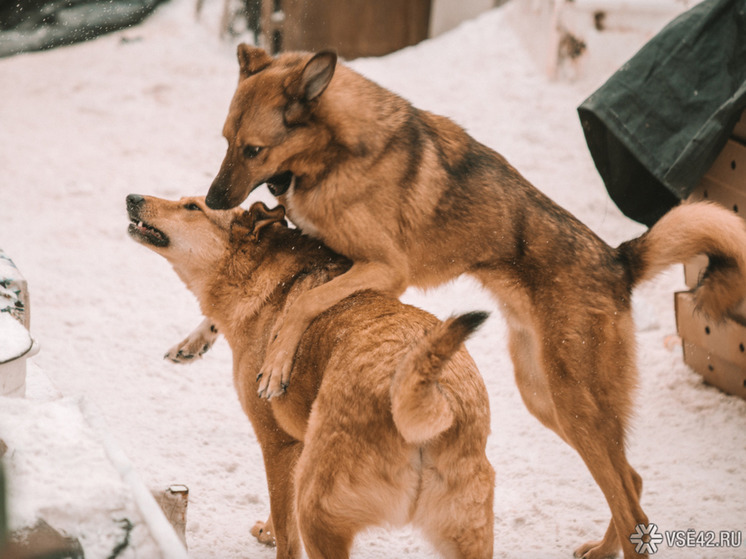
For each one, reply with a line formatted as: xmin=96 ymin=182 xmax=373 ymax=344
xmin=184 ymin=203 xmax=201 ymax=211
xmin=242 ymin=145 xmax=263 ymax=159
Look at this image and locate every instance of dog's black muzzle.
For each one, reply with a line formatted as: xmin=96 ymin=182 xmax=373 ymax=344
xmin=126 ymin=193 xmax=145 ymax=215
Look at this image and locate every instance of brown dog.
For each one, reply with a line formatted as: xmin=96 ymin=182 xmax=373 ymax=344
xmin=126 ymin=194 xmax=495 ymax=559
xmin=204 ymin=45 xmax=746 ymax=558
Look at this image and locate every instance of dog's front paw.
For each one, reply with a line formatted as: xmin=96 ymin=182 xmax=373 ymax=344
xmin=164 ymin=318 xmax=219 ymax=364
xmin=257 ymin=345 xmax=292 ymax=399
xmin=257 ymin=319 xmax=306 ymax=398
xmin=250 ymin=519 xmax=276 ymax=547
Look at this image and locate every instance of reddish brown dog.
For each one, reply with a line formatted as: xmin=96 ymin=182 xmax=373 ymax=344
xmin=203 ymin=45 xmax=746 ymax=558
xmin=127 ymin=195 xmax=494 ymax=559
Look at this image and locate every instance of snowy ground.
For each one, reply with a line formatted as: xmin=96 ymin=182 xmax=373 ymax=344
xmin=1 ymin=1 xmax=744 ymax=557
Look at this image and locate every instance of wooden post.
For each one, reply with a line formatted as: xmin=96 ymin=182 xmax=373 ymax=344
xmin=153 ymin=485 xmax=189 ymax=548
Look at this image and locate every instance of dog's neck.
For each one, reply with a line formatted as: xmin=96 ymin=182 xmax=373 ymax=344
xmin=320 ymin=65 xmax=412 ymax=158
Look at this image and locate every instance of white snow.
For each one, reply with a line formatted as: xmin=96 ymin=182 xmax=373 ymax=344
xmin=0 ymin=1 xmax=744 ymax=558
xmin=0 ymin=314 xmax=32 ymax=364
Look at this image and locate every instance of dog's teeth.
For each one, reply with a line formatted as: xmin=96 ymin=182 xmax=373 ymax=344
xmin=138 ymin=221 xmax=144 ymax=228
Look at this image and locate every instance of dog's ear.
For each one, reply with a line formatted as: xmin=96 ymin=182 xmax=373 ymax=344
xmin=284 ymin=50 xmax=337 ymax=125
xmin=300 ymin=51 xmax=337 ymax=101
xmin=235 ymin=202 xmax=287 ymax=240
xmin=237 ymin=44 xmax=273 ymax=81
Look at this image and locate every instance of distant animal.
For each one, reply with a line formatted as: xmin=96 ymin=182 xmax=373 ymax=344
xmin=127 ymin=194 xmax=495 ymax=559
xmin=204 ymin=44 xmax=746 ymax=558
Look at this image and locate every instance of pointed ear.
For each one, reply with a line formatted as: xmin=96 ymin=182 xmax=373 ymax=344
xmin=284 ymin=50 xmax=337 ymax=125
xmin=245 ymin=202 xmax=287 ymax=239
xmin=301 ymin=51 xmax=337 ymax=101
xmin=237 ymin=44 xmax=273 ymax=81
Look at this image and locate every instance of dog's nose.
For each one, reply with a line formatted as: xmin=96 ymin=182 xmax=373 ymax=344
xmin=126 ymin=194 xmax=145 ymax=212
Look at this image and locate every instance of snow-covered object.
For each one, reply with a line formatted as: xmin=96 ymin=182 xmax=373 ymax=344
xmin=0 ymin=249 xmax=29 ymax=328
xmin=1 ymin=396 xmax=189 ymax=558
xmin=0 ymin=313 xmax=32 ymax=365
xmin=0 ymin=250 xmax=35 ymax=396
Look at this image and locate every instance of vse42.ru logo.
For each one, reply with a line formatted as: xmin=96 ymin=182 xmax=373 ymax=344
xmin=630 ymin=523 xmax=743 ymax=554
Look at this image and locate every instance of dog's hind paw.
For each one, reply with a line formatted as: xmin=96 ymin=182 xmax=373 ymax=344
xmin=250 ymin=519 xmax=276 ymax=547
xmin=574 ymin=539 xmax=619 ymax=559
xmin=164 ymin=318 xmax=219 ymax=364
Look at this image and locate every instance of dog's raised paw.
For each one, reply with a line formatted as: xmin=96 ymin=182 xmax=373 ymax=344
xmin=164 ymin=318 xmax=219 ymax=364
xmin=257 ymin=342 xmax=293 ymax=398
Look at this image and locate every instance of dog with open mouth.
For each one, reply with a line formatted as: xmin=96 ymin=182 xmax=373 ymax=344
xmin=127 ymin=194 xmax=495 ymax=559
xmin=201 ymin=45 xmax=746 ymax=559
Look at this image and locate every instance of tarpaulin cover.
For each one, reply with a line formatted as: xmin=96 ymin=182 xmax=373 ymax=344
xmin=578 ymin=0 xmax=746 ymax=226
xmin=0 ymin=0 xmax=169 ymax=58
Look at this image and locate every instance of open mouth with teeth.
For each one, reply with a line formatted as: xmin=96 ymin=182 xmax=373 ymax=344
xmin=128 ymin=216 xmax=169 ymax=247
xmin=266 ymin=171 xmax=295 ymax=196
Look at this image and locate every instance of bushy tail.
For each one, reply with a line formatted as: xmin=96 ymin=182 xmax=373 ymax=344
xmin=618 ymin=201 xmax=746 ymax=322
xmin=390 ymin=311 xmax=488 ymax=445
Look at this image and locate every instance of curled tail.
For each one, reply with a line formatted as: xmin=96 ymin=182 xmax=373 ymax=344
xmin=618 ymin=201 xmax=746 ymax=321
xmin=390 ymin=311 xmax=488 ymax=445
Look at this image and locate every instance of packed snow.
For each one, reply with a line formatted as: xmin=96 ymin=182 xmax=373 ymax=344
xmin=0 ymin=0 xmax=744 ymax=557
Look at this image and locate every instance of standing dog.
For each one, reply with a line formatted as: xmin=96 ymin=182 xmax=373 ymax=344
xmin=127 ymin=195 xmax=495 ymax=559
xmin=203 ymin=45 xmax=746 ymax=558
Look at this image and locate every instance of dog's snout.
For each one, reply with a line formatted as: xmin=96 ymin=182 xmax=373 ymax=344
xmin=127 ymin=194 xmax=145 ymax=212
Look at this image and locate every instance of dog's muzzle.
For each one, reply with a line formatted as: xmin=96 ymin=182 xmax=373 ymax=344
xmin=266 ymin=171 xmax=295 ymax=197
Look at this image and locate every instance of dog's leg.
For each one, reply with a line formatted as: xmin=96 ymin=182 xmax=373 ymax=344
xmin=508 ymin=326 xmax=562 ymax=436
xmin=294 ymin=450 xmax=366 ymax=559
xmin=544 ymin=357 xmax=648 ymax=559
xmin=297 ymin=515 xmax=355 ymax=559
xmin=257 ymin=261 xmax=407 ymax=398
xmin=573 ymin=468 xmax=643 ymax=559
xmin=415 ymin=454 xmax=495 ymax=559
xmin=509 ymin=317 xmax=646 ymax=559
xmin=562 ymin=428 xmax=646 ymax=559
xmin=261 ymin=438 xmax=303 ymax=558
xmin=164 ymin=317 xmax=219 ymax=363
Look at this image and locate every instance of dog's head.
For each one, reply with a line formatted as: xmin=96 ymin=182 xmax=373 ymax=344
xmin=127 ymin=193 xmax=286 ymax=287
xmin=205 ymin=45 xmax=338 ymax=210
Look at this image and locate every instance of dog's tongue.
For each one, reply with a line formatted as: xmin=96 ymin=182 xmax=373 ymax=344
xmin=266 ymin=171 xmax=293 ymax=196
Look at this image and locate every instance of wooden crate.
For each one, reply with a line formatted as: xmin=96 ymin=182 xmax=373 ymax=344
xmin=676 ymin=112 xmax=746 ymax=399
xmin=676 ymin=292 xmax=746 ymax=399
xmin=260 ymin=0 xmax=432 ymax=59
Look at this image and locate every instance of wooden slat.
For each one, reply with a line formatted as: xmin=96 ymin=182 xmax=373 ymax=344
xmin=682 ymin=341 xmax=746 ymax=399
xmin=675 ymin=291 xmax=746 ymax=366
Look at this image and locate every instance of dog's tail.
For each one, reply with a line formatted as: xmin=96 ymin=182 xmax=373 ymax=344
xmin=618 ymin=201 xmax=746 ymax=322
xmin=390 ymin=311 xmax=488 ymax=445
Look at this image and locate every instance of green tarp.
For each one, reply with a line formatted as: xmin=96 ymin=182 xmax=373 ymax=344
xmin=578 ymin=0 xmax=746 ymax=226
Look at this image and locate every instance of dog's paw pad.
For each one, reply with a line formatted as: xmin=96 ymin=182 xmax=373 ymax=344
xmin=164 ymin=348 xmax=196 ymax=363
xmin=164 ymin=320 xmax=220 ymax=365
